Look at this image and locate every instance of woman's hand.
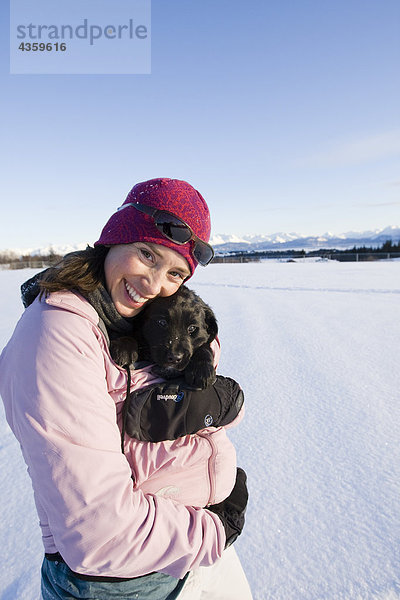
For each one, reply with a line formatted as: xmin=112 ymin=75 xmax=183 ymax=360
xmin=124 ymin=375 xmax=244 ymax=442
xmin=207 ymin=467 xmax=249 ymax=548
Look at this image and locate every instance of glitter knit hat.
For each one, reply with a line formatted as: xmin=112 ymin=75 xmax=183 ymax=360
xmin=95 ymin=178 xmax=212 ymax=274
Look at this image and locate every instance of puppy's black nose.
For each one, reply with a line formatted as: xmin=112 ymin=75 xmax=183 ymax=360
xmin=166 ymin=352 xmax=184 ymax=365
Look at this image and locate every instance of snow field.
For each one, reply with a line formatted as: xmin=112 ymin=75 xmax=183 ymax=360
xmin=1 ymin=261 xmax=400 ymax=599
xmin=191 ymin=261 xmax=400 ymax=599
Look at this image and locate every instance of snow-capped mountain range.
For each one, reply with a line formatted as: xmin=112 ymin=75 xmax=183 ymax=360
xmin=209 ymin=225 xmax=400 ymax=253
xmin=4 ymin=226 xmax=400 ymax=257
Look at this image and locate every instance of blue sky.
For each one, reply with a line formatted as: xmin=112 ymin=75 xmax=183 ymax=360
xmin=1 ymin=0 xmax=399 ymax=250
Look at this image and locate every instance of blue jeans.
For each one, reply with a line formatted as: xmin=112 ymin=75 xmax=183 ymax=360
xmin=41 ymin=557 xmax=188 ymax=600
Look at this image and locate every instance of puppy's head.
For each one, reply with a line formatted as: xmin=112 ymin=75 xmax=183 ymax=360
xmin=139 ymin=286 xmax=217 ymax=373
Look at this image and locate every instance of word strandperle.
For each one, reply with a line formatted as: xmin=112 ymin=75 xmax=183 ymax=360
xmin=16 ymin=19 xmax=148 ymax=46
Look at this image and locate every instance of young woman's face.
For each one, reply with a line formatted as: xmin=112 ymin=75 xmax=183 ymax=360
xmin=104 ymin=242 xmax=191 ymax=318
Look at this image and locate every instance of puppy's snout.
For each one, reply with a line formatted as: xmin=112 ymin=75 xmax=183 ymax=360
xmin=166 ymin=351 xmax=184 ymax=365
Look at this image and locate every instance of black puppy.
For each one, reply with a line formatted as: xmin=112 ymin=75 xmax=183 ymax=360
xmin=110 ymin=286 xmax=218 ymax=389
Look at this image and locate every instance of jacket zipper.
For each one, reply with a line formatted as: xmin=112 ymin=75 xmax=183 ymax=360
xmin=198 ymin=432 xmax=217 ymax=505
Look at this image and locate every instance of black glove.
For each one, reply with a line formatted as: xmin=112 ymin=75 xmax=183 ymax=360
xmin=124 ymin=375 xmax=244 ymax=442
xmin=207 ymin=467 xmax=248 ymax=548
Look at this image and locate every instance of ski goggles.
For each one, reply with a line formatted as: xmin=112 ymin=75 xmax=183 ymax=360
xmin=117 ymin=202 xmax=214 ymax=266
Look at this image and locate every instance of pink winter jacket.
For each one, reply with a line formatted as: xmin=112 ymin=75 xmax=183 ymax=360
xmin=0 ymin=291 xmax=242 ymax=579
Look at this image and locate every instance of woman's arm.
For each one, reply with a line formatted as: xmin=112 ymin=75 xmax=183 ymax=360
xmin=118 ymin=337 xmax=243 ymax=508
xmin=0 ymin=299 xmax=226 ymax=579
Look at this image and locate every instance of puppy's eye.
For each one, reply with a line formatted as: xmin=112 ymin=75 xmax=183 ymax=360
xmin=157 ymin=318 xmax=168 ymax=328
xmin=188 ymin=325 xmax=198 ymax=335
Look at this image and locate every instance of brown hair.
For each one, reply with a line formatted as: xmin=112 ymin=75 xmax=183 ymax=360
xmin=39 ymin=245 xmax=109 ymax=298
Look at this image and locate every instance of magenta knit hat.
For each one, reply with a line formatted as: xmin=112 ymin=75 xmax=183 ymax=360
xmin=94 ymin=178 xmax=211 ymax=275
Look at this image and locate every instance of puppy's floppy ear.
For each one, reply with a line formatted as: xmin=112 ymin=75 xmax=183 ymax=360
xmin=203 ymin=304 xmax=218 ymax=343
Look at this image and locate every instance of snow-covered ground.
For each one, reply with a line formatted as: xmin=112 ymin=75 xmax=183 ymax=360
xmin=1 ymin=260 xmax=400 ymax=600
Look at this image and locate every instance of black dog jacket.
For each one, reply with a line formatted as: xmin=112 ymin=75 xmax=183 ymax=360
xmin=124 ymin=375 xmax=244 ymax=442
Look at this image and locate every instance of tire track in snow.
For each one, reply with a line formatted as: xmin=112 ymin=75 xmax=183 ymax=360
xmin=193 ymin=282 xmax=400 ymax=295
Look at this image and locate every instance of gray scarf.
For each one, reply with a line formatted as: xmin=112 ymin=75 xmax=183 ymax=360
xmin=86 ymin=284 xmax=135 ymax=344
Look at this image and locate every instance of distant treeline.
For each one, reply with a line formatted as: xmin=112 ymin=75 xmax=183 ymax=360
xmin=1 ymin=240 xmax=400 ymax=269
xmin=213 ymin=239 xmax=400 ymax=262
xmin=0 ymin=249 xmax=63 ymax=269
xmin=346 ymin=239 xmax=400 ymax=253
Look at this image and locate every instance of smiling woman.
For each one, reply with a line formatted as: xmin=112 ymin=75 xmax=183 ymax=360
xmin=0 ymin=177 xmax=252 ymax=600
xmin=104 ymin=242 xmax=191 ymax=318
